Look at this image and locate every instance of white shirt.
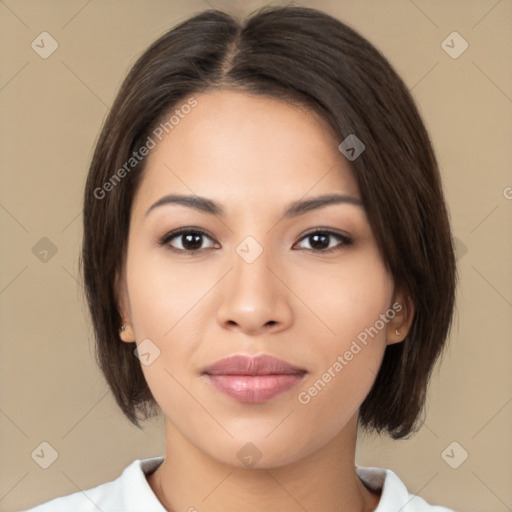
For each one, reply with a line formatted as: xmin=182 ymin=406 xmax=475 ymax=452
xmin=22 ymin=457 xmax=455 ymax=511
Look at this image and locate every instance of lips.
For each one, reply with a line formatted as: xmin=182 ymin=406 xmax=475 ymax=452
xmin=202 ymin=355 xmax=307 ymax=403
xmin=202 ymin=354 xmax=307 ymax=376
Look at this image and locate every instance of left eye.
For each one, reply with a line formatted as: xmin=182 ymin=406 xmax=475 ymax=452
xmin=294 ymin=230 xmax=352 ymax=252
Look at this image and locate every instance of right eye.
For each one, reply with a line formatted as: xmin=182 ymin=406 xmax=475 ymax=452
xmin=160 ymin=228 xmax=218 ymax=253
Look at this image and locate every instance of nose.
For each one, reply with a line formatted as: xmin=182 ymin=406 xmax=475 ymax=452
xmin=216 ymin=242 xmax=293 ymax=336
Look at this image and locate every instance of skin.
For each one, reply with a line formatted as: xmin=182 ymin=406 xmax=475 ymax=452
xmin=117 ymin=90 xmax=415 ymax=512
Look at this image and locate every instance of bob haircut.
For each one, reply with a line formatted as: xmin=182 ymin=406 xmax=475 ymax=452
xmin=81 ymin=5 xmax=457 ymax=439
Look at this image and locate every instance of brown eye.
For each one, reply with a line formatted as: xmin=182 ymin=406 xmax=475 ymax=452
xmin=160 ymin=228 xmax=217 ymax=253
xmin=295 ymin=229 xmax=352 ymax=253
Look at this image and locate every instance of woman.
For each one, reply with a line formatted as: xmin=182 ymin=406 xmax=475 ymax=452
xmin=25 ymin=5 xmax=457 ymax=511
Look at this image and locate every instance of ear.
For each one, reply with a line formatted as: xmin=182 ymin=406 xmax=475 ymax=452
xmin=114 ymin=268 xmax=135 ymax=343
xmin=386 ymin=289 xmax=415 ymax=346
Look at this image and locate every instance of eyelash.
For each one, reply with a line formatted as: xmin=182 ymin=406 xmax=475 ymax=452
xmin=159 ymin=227 xmax=353 ymax=255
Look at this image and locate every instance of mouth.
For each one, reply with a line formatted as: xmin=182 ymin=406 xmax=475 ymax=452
xmin=201 ymin=354 xmax=307 ymax=404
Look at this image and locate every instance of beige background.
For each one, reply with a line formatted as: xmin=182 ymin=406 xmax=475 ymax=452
xmin=1 ymin=1 xmax=511 ymax=511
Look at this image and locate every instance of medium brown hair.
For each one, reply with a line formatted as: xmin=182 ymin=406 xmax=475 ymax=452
xmin=80 ymin=5 xmax=457 ymax=439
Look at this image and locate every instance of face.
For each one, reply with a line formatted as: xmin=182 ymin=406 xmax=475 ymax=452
xmin=118 ymin=90 xmax=410 ymax=468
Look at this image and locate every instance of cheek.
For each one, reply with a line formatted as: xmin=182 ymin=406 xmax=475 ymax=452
xmin=124 ymin=249 xmax=210 ymax=393
xmin=292 ymin=252 xmax=392 ymax=425
xmin=125 ymin=254 xmax=207 ymax=421
xmin=293 ymin=301 xmax=391 ymax=452
xmin=294 ymin=250 xmax=393 ymax=352
xmin=126 ymin=247 xmax=218 ymax=341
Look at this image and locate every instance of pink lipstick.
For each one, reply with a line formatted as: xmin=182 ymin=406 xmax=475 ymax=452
xmin=202 ymin=354 xmax=307 ymax=403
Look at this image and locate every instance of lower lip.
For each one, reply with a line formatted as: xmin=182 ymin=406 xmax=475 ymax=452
xmin=205 ymin=373 xmax=306 ymax=403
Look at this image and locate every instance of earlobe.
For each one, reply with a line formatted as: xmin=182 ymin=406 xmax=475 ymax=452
xmin=386 ymin=292 xmax=415 ymax=345
xmin=119 ymin=322 xmax=135 ymax=343
xmin=115 ymin=269 xmax=135 ymax=343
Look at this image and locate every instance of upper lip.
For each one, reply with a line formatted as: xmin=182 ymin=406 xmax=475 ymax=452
xmin=202 ymin=355 xmax=307 ymax=376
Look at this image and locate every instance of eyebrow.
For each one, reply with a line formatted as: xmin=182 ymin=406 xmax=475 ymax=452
xmin=145 ymin=193 xmax=363 ymax=218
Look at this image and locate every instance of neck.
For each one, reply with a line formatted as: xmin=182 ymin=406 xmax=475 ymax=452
xmin=147 ymin=414 xmax=381 ymax=512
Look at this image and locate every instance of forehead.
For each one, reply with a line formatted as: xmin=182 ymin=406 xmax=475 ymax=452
xmin=132 ymin=90 xmax=360 ymax=216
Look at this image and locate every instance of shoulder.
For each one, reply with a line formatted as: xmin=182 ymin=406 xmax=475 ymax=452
xmin=22 ymin=457 xmax=165 ymax=512
xmin=356 ymin=465 xmax=455 ymax=512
